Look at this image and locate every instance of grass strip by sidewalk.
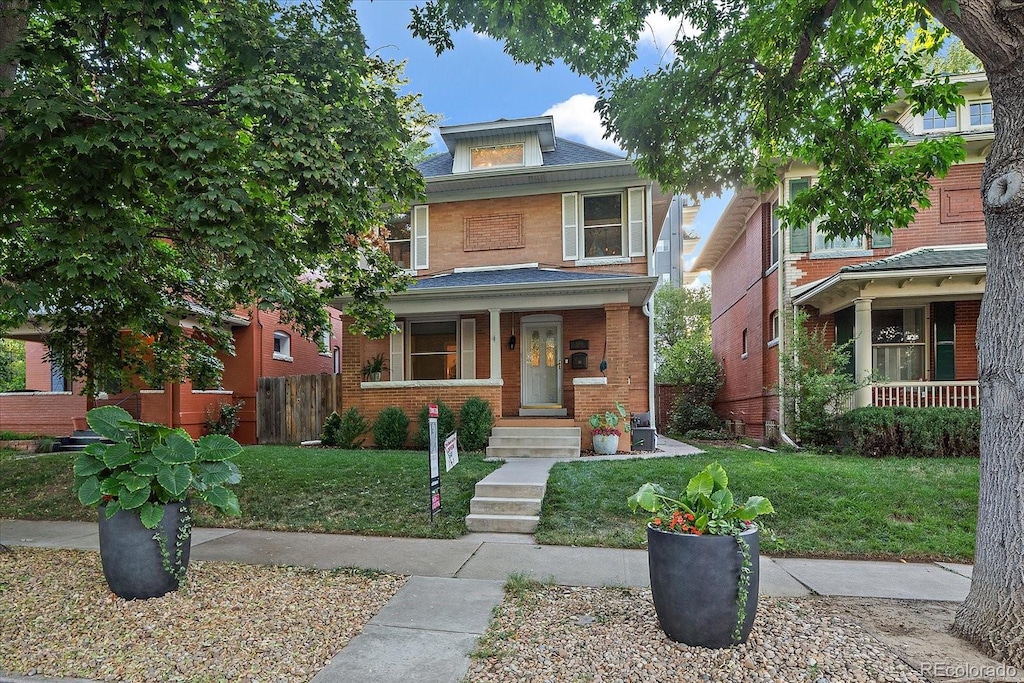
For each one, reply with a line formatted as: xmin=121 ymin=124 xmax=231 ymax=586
xmin=0 ymin=446 xmax=501 ymax=539
xmin=535 ymin=447 xmax=978 ymax=561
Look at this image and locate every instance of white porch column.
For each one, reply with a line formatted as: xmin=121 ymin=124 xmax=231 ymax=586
xmin=489 ymin=308 xmax=502 ymax=381
xmin=854 ymin=297 xmax=873 ymax=407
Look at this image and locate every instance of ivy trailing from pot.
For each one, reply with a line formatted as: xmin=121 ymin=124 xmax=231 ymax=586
xmin=72 ymin=405 xmax=243 ymax=599
xmin=628 ymin=463 xmax=776 ymax=648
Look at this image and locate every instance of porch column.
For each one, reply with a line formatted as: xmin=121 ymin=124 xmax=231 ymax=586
xmin=488 ymin=308 xmax=502 ymax=381
xmin=854 ymin=297 xmax=873 ymax=407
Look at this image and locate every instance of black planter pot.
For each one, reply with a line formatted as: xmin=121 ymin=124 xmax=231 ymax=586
xmin=647 ymin=525 xmax=760 ymax=648
xmin=98 ymin=502 xmax=192 ymax=600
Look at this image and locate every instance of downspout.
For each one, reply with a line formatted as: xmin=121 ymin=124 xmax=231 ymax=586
xmin=645 ymin=184 xmax=657 ymax=433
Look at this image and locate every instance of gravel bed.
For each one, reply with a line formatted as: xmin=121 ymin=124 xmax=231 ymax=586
xmin=0 ymin=547 xmax=405 ymax=682
xmin=465 ymin=584 xmax=929 ymax=683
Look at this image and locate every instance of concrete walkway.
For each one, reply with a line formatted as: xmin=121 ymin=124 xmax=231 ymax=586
xmin=0 ymin=438 xmax=974 ymax=683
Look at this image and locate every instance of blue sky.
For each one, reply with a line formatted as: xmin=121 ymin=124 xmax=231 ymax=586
xmin=353 ymin=0 xmax=731 ymax=271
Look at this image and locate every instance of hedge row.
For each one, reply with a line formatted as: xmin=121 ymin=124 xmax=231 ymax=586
xmin=836 ymin=406 xmax=980 ymax=458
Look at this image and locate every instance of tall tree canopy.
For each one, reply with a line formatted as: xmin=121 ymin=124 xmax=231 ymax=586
xmin=0 ymin=0 xmax=426 ymax=391
xmin=411 ymin=0 xmax=1024 ymax=665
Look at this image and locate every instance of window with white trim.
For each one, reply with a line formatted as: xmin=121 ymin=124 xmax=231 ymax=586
xmin=582 ymin=193 xmax=624 ymax=258
xmin=922 ymin=108 xmax=957 ymax=131
xmin=741 ymin=329 xmax=749 ymax=358
xmin=409 ymin=320 xmax=458 ymax=380
xmin=768 ymin=311 xmax=780 ymax=346
xmin=813 ymin=224 xmax=864 ymax=253
xmin=969 ymin=101 xmax=993 ymax=127
xmin=470 ymin=143 xmax=524 ymax=170
xmin=872 ymin=307 xmax=925 ymax=380
xmin=272 ymin=332 xmax=292 ymax=361
xmin=385 ymin=212 xmax=412 ymax=269
xmin=769 ymin=201 xmax=780 ymax=267
xmin=320 ymin=329 xmax=331 ymax=356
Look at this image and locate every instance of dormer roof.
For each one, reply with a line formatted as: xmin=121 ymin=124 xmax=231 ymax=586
xmin=438 ymin=116 xmax=557 ymax=154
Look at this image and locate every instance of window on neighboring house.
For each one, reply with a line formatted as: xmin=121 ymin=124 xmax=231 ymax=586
xmin=872 ymin=308 xmax=925 ymax=381
xmin=272 ymin=331 xmax=292 ymax=361
xmin=768 ymin=311 xmax=780 ymax=346
xmin=50 ymin=358 xmax=67 ymax=392
xmin=769 ymin=201 xmax=780 ymax=267
xmin=385 ymin=212 xmax=412 ymax=269
xmin=332 ymin=347 xmax=341 ymax=374
xmin=969 ymin=101 xmax=993 ymax=126
xmin=470 ymin=143 xmax=524 ymax=170
xmin=582 ymin=193 xmax=624 ymax=258
xmin=320 ymin=329 xmax=331 ymax=356
xmin=922 ymin=108 xmax=957 ymax=131
xmin=741 ymin=329 xmax=749 ymax=358
xmin=409 ymin=320 xmax=458 ymax=380
xmin=657 ymin=240 xmax=669 ymax=252
xmin=813 ymin=224 xmax=864 ymax=253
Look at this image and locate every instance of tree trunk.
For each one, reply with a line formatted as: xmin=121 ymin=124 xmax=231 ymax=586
xmin=0 ymin=1 xmax=28 ymax=143
xmin=951 ymin=64 xmax=1024 ymax=667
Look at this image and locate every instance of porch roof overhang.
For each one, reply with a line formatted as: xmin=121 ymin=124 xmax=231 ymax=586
xmin=334 ymin=266 xmax=660 ymax=317
xmin=4 ymin=307 xmax=251 ymax=343
xmin=793 ymin=246 xmax=988 ymax=315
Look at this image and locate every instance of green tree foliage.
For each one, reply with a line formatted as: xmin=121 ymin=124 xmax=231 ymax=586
xmin=778 ymin=311 xmax=861 ymax=447
xmin=0 ymin=338 xmax=24 ymax=392
xmin=926 ymin=37 xmax=983 ymax=74
xmin=653 ymin=283 xmax=711 ymax=355
xmin=408 ymin=0 xmax=1024 ymax=663
xmin=0 ymin=1 xmax=427 ymax=393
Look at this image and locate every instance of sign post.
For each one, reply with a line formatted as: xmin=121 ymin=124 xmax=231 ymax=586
xmin=428 ymin=404 xmax=441 ymax=520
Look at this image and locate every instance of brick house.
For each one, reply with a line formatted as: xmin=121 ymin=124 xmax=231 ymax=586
xmin=692 ymin=73 xmax=992 ymax=439
xmin=1 ymin=308 xmax=343 ymax=444
xmin=335 ymin=115 xmax=669 ymax=450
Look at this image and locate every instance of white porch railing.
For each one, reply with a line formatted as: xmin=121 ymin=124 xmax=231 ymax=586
xmin=872 ymin=381 xmax=980 ymax=409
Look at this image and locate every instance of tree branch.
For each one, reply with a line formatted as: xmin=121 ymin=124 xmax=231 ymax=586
xmin=786 ymin=0 xmax=844 ymax=85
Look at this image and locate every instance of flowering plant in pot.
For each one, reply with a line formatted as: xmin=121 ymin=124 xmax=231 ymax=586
xmin=628 ymin=462 xmax=774 ymax=647
xmin=589 ymin=401 xmax=631 ymax=455
xmin=72 ymin=405 xmax=243 ymax=599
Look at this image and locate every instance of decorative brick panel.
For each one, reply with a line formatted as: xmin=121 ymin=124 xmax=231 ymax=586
xmin=940 ymin=186 xmax=984 ymax=224
xmin=463 ymin=214 xmax=524 ymax=252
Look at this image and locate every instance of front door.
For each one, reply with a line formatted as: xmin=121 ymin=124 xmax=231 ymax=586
xmin=521 ymin=320 xmax=562 ymax=406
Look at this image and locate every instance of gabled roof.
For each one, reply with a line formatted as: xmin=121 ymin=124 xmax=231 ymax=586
xmin=417 ymin=137 xmax=624 ymax=178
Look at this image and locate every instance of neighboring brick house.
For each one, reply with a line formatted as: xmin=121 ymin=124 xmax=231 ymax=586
xmin=1 ymin=308 xmax=343 ymax=443
xmin=335 ymin=116 xmax=669 ymax=450
xmin=692 ymin=73 xmax=992 ymax=439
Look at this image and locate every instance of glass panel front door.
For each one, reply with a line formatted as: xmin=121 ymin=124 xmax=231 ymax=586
xmin=522 ymin=322 xmax=561 ymax=406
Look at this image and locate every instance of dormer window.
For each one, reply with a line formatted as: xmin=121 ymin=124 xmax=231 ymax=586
xmin=969 ymin=101 xmax=993 ymax=126
xmin=470 ymin=143 xmax=525 ymax=170
xmin=922 ymin=108 xmax=957 ymax=131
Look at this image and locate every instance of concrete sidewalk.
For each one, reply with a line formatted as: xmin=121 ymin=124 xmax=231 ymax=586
xmin=1 ymin=518 xmax=974 ymax=683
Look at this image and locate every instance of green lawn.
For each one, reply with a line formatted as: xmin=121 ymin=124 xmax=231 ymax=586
xmin=0 ymin=446 xmax=501 ymax=539
xmin=535 ymin=446 xmax=978 ymax=561
xmin=1 ymin=444 xmax=979 ymax=559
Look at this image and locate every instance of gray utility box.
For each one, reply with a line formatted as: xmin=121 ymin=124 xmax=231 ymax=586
xmin=631 ymin=428 xmax=657 ymax=452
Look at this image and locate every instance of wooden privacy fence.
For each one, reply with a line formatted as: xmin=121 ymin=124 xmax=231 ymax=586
xmin=257 ymin=373 xmax=343 ymax=444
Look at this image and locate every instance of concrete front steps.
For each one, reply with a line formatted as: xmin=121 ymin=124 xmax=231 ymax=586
xmin=485 ymin=424 xmax=581 ymax=459
xmin=465 ymin=459 xmax=556 ymax=534
xmin=58 ymin=430 xmax=110 ymax=453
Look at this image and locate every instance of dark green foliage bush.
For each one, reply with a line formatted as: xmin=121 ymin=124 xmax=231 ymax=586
xmin=683 ymin=428 xmax=733 ymax=441
xmin=373 ymin=406 xmax=410 ymax=450
xmin=458 ymin=396 xmax=495 ymax=451
xmin=321 ymin=407 xmax=369 ymax=449
xmin=669 ymin=396 xmax=723 ymax=436
xmin=838 ymin=406 xmax=980 ymax=457
xmin=414 ymin=400 xmax=456 ymax=449
xmin=204 ymin=400 xmax=245 ymax=436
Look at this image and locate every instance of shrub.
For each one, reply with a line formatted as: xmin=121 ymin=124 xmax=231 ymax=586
xmin=321 ymin=407 xmax=369 ymax=449
xmin=838 ymin=406 xmax=980 ymax=457
xmin=458 ymin=396 xmax=495 ymax=451
xmin=414 ymin=400 xmax=456 ymax=449
xmin=204 ymin=400 xmax=245 ymax=436
xmin=373 ymin=406 xmax=410 ymax=450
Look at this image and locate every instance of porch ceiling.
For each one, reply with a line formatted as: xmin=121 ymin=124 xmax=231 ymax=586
xmin=793 ymin=246 xmax=988 ymax=314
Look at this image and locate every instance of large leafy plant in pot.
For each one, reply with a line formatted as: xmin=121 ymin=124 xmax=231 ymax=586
xmin=629 ymin=463 xmax=774 ymax=647
xmin=72 ymin=405 xmax=243 ymax=599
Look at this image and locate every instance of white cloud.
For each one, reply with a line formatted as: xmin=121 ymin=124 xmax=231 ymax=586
xmin=543 ymin=94 xmax=622 ymax=153
xmin=637 ymin=11 xmax=693 ymax=62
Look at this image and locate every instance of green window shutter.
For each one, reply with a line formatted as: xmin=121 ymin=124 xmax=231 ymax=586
xmin=934 ymin=302 xmax=956 ymax=380
xmin=834 ymin=306 xmax=856 ymax=377
xmin=871 ymin=230 xmax=892 ymax=249
xmin=788 ymin=178 xmax=810 ymax=253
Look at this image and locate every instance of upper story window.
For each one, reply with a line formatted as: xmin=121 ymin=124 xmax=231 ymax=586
xmin=813 ymin=226 xmax=864 ymax=253
xmin=272 ymin=331 xmax=292 ymax=361
xmin=582 ymin=193 xmax=624 ymax=258
xmin=768 ymin=311 xmax=780 ymax=346
xmin=741 ymin=328 xmax=749 ymax=358
xmin=969 ymin=101 xmax=993 ymax=127
xmin=385 ymin=213 xmax=412 ymax=269
xmin=769 ymin=200 xmax=780 ymax=267
xmin=470 ymin=143 xmax=525 ymax=170
xmin=320 ymin=329 xmax=331 ymax=356
xmin=922 ymin=108 xmax=957 ymax=131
